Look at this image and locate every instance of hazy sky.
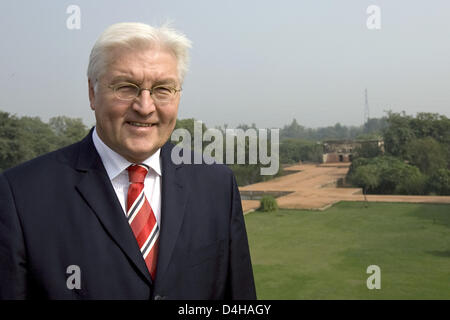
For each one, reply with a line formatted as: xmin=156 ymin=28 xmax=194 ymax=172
xmin=1 ymin=0 xmax=449 ymax=129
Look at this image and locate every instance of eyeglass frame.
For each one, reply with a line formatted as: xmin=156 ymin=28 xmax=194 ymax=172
xmin=107 ymin=81 xmax=182 ymax=103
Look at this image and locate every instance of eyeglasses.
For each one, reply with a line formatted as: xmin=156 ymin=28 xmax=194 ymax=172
xmin=108 ymin=82 xmax=182 ymax=104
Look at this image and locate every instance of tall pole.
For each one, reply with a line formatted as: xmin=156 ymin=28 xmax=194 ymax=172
xmin=364 ymin=88 xmax=370 ymax=126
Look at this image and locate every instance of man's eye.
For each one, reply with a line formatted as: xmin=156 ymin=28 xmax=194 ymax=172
xmin=153 ymin=87 xmax=172 ymax=95
xmin=118 ymin=84 xmax=135 ymax=89
xmin=117 ymin=84 xmax=137 ymax=92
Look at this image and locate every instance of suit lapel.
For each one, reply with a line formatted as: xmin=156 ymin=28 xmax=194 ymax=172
xmin=74 ymin=132 xmax=152 ymax=286
xmin=154 ymin=142 xmax=190 ymax=288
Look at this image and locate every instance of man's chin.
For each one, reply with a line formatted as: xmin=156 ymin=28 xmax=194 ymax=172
xmin=122 ymin=145 xmax=160 ymax=163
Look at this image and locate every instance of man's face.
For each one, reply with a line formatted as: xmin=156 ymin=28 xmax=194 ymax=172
xmin=89 ymin=47 xmax=180 ymax=163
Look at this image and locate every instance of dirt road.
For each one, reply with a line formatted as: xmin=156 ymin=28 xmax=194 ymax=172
xmin=240 ymin=163 xmax=450 ymax=213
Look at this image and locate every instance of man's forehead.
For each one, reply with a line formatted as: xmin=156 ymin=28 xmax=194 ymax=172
xmin=109 ymin=72 xmax=178 ymax=85
xmin=108 ymin=46 xmax=176 ymax=65
xmin=103 ymin=48 xmax=179 ymax=83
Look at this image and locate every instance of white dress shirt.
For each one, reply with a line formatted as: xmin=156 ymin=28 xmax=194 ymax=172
xmin=92 ymin=128 xmax=162 ymax=227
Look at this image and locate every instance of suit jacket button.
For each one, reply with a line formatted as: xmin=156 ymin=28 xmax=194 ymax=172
xmin=154 ymin=295 xmax=166 ymax=300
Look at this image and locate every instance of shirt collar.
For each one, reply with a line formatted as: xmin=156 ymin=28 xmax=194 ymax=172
xmin=92 ymin=127 xmax=162 ymax=180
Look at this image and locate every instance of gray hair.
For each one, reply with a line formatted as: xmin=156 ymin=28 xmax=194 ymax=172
xmin=87 ymin=22 xmax=192 ymax=85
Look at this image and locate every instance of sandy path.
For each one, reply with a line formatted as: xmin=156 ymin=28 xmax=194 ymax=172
xmin=240 ymin=163 xmax=450 ymax=213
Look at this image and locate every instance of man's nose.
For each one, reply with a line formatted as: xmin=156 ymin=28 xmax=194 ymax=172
xmin=133 ymin=89 xmax=156 ymax=115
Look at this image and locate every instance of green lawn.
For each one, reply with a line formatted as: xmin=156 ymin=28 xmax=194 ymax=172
xmin=244 ymin=201 xmax=450 ymax=299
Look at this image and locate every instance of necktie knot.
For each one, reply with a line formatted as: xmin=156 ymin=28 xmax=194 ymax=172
xmin=127 ymin=164 xmax=149 ymax=184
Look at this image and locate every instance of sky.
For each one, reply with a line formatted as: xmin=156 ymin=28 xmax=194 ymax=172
xmin=0 ymin=0 xmax=449 ymax=129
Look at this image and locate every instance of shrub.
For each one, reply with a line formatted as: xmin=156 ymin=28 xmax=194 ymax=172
xmin=426 ymin=168 xmax=450 ymax=195
xmin=347 ymin=156 xmax=427 ymax=195
xmin=259 ymin=196 xmax=278 ymax=212
xmin=394 ymin=166 xmax=427 ymax=195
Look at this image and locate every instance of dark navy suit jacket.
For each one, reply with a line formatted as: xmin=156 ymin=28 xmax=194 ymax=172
xmin=0 ymin=131 xmax=256 ymax=299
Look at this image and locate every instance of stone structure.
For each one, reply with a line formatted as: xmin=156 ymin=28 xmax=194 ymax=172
xmin=322 ymin=139 xmax=384 ymax=163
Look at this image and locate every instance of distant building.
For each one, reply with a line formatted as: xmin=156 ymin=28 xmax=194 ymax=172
xmin=322 ymin=139 xmax=384 ymax=163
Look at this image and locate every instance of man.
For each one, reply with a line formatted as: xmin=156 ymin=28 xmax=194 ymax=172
xmin=0 ymin=22 xmax=256 ymax=299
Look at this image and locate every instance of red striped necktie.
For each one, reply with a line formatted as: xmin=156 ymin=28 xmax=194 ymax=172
xmin=127 ymin=164 xmax=159 ymax=280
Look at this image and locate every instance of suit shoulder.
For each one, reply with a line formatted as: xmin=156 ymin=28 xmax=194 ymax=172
xmin=185 ymin=162 xmax=237 ymax=194
xmin=193 ymin=161 xmax=234 ymax=177
xmin=162 ymin=142 xmax=236 ymax=187
xmin=2 ymin=141 xmax=82 ymax=181
xmin=165 ymin=143 xmax=234 ymax=175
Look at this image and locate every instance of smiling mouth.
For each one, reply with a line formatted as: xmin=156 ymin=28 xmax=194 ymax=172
xmin=127 ymin=121 xmax=154 ymax=127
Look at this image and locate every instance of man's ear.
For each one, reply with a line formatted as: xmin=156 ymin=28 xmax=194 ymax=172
xmin=88 ymin=79 xmax=96 ymax=110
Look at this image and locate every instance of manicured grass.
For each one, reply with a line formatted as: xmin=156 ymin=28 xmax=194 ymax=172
xmin=244 ymin=201 xmax=450 ymax=299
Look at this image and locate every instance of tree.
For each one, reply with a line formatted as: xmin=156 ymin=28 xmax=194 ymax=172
xmin=0 ymin=112 xmax=91 ymax=171
xmin=394 ymin=165 xmax=426 ymax=195
xmin=348 ymin=156 xmax=426 ymax=195
xmin=353 ymin=141 xmax=383 ymax=159
xmin=406 ymin=137 xmax=447 ymax=175
xmin=363 ymin=117 xmax=388 ymax=135
xmin=18 ymin=116 xmax=59 ymax=157
xmin=48 ymin=116 xmax=89 ymax=148
xmin=383 ymin=111 xmax=416 ymax=158
xmin=279 ymin=138 xmax=322 ymax=164
xmin=0 ymin=112 xmax=31 ymax=171
xmin=410 ymin=113 xmax=446 ymax=141
xmin=426 ymin=168 xmax=450 ymax=195
xmin=350 ymin=164 xmax=380 ymax=193
xmin=383 ymin=111 xmax=450 ymax=163
xmin=281 ymin=119 xmax=305 ymax=139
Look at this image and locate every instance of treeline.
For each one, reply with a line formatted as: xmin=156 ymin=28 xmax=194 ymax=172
xmin=2 ymin=110 xmax=386 ymax=174
xmin=216 ymin=119 xmax=387 ymax=166
xmin=280 ymin=117 xmax=387 ymax=141
xmin=175 ymin=119 xmax=282 ymax=186
xmin=0 ymin=114 xmax=281 ymax=186
xmin=0 ymin=111 xmax=89 ymax=171
xmin=175 ymin=119 xmax=352 ymax=185
xmin=277 ymin=117 xmax=386 ymax=164
xmin=278 ymin=138 xmax=322 ymax=164
xmin=4 ymin=110 xmax=448 ymax=193
xmin=347 ymin=112 xmax=450 ymax=195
